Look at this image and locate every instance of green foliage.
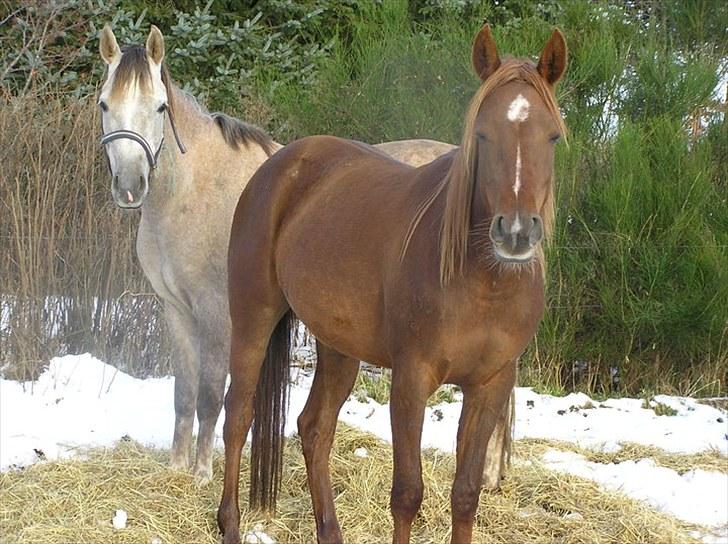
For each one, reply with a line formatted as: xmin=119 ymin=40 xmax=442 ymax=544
xmin=0 ymin=0 xmax=359 ymax=113
xmin=264 ymin=1 xmax=481 ymax=143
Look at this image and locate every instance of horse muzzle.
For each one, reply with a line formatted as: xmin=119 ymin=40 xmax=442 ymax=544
xmin=489 ymin=213 xmax=543 ymax=263
xmin=112 ymin=174 xmax=148 ymax=209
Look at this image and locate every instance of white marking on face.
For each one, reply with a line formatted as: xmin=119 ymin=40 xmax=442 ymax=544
xmin=507 ymin=94 xmax=529 ymax=197
xmin=507 ymin=94 xmax=530 ymax=122
xmin=511 ymin=213 xmax=521 ymax=234
xmin=513 ymin=142 xmax=522 ymax=196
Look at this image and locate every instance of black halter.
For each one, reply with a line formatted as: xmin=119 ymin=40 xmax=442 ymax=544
xmin=100 ymin=105 xmax=187 ymax=170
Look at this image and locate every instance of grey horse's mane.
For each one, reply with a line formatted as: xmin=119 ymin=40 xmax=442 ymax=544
xmin=112 ymin=45 xmax=275 ymax=156
xmin=210 ymin=112 xmax=276 ymax=156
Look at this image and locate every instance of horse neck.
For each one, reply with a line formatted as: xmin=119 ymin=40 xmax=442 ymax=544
xmin=144 ymin=85 xmax=206 ymax=209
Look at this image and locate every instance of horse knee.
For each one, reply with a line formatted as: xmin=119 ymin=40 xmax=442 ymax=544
xmin=391 ymin=483 xmax=424 ymax=519
xmin=451 ymin=483 xmax=480 ymax=521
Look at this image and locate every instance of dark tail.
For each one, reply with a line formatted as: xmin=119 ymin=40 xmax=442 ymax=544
xmin=249 ymin=310 xmax=293 ymax=512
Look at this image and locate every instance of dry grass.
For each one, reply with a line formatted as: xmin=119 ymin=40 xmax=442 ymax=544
xmin=0 ymin=426 xmax=703 ymax=544
xmin=0 ymin=95 xmax=169 ymax=380
xmin=516 ymin=438 xmax=728 ymax=475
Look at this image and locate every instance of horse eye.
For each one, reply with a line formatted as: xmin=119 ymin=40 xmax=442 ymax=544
xmin=99 ymin=101 xmax=109 ymax=112
xmin=549 ymin=133 xmax=561 ymax=143
xmin=476 ymin=131 xmax=488 ymax=142
xmin=157 ymin=104 xmax=167 ymax=113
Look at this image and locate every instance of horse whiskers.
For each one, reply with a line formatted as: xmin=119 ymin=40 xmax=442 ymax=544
xmin=476 ymin=243 xmax=541 ymax=279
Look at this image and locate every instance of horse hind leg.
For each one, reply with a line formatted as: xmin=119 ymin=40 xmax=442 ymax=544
xmin=217 ymin=306 xmax=288 ymax=544
xmin=483 ymin=387 xmax=515 ymax=490
xmin=193 ymin=330 xmax=228 ymax=484
xmin=450 ymin=361 xmax=517 ymax=544
xmin=297 ymin=342 xmax=359 ymax=544
xmin=165 ymin=302 xmax=199 ymax=470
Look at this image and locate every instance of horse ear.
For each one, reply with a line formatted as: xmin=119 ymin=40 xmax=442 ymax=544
xmin=537 ymin=29 xmax=567 ymax=85
xmin=99 ymin=25 xmax=121 ymax=65
xmin=472 ymin=24 xmax=500 ymax=82
xmin=146 ymin=25 xmax=165 ymax=65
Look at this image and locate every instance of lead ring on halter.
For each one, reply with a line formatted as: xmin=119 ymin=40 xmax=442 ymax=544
xmin=100 ymin=107 xmax=187 ymax=170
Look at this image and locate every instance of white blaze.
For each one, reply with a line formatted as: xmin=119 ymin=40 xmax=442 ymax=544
xmin=514 ymin=143 xmax=522 ymax=196
xmin=507 ymin=94 xmax=530 ymax=196
xmin=507 ymin=94 xmax=530 ymax=122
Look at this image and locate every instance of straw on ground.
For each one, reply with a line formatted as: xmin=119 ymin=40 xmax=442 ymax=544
xmin=0 ymin=426 xmax=704 ymax=544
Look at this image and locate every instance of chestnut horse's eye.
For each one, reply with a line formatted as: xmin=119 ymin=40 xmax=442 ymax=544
xmin=99 ymin=101 xmax=109 ymax=112
xmin=476 ymin=131 xmax=488 ymax=141
xmin=549 ymin=133 xmax=561 ymax=143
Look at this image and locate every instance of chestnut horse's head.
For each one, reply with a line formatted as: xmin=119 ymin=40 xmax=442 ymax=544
xmin=98 ymin=25 xmax=184 ymax=209
xmin=438 ymin=25 xmax=567 ymax=281
xmin=473 ymin=26 xmax=567 ymax=263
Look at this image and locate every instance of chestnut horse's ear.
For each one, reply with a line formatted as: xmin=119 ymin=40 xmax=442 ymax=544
xmin=99 ymin=25 xmax=121 ymax=65
xmin=146 ymin=25 xmax=165 ymax=65
xmin=472 ymin=24 xmax=500 ymax=82
xmin=537 ymin=29 xmax=567 ymax=86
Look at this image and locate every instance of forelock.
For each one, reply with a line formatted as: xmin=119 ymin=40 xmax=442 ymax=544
xmin=110 ymin=46 xmax=153 ymax=98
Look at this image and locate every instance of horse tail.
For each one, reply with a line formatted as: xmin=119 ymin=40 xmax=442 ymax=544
xmin=249 ymin=310 xmax=293 ymax=512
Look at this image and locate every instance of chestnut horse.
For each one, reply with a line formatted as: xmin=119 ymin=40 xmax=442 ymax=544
xmin=218 ymin=25 xmax=567 ymax=544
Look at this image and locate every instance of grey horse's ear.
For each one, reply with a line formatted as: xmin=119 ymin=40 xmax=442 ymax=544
xmin=146 ymin=25 xmax=165 ymax=65
xmin=472 ymin=24 xmax=500 ymax=82
xmin=537 ymin=29 xmax=568 ymax=86
xmin=100 ymin=25 xmax=121 ymax=65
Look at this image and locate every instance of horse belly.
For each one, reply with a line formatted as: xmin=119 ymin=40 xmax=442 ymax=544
xmin=276 ymin=219 xmax=391 ymax=366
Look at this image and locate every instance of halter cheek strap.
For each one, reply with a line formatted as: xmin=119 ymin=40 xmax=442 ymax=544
xmin=100 ymin=109 xmax=187 ymax=170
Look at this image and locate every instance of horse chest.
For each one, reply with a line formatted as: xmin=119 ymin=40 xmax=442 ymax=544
xmin=136 ymin=214 xmax=225 ymax=307
xmin=436 ymin=284 xmax=544 ymax=384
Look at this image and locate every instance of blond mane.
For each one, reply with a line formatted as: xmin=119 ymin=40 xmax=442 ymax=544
xmin=402 ymin=59 xmax=567 ymax=284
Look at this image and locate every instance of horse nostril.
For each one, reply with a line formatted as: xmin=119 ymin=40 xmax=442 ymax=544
xmin=490 ymin=215 xmax=507 ymax=244
xmin=529 ymin=215 xmax=544 ymax=246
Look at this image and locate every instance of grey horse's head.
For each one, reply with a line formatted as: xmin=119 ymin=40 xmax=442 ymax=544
xmin=98 ymin=25 xmax=170 ymax=209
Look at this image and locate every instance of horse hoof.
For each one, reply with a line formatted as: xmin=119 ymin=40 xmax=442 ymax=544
xmin=169 ymin=455 xmax=189 ymax=471
xmin=193 ymin=465 xmax=213 ymax=485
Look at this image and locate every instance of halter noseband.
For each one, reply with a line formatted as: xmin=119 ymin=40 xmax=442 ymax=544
xmin=100 ymin=106 xmax=187 ymax=170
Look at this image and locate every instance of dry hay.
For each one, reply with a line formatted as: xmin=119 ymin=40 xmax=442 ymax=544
xmin=516 ymin=438 xmax=728 ymax=475
xmin=0 ymin=426 xmax=702 ymax=544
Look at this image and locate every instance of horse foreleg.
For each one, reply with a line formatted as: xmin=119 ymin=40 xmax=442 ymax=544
xmin=166 ymin=303 xmax=199 ymax=470
xmin=193 ymin=333 xmax=228 ymax=484
xmin=450 ymin=362 xmax=516 ymax=544
xmin=389 ymin=364 xmax=439 ymax=544
xmin=217 ymin=322 xmax=275 ymax=544
xmin=298 ymin=342 xmax=359 ymax=544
